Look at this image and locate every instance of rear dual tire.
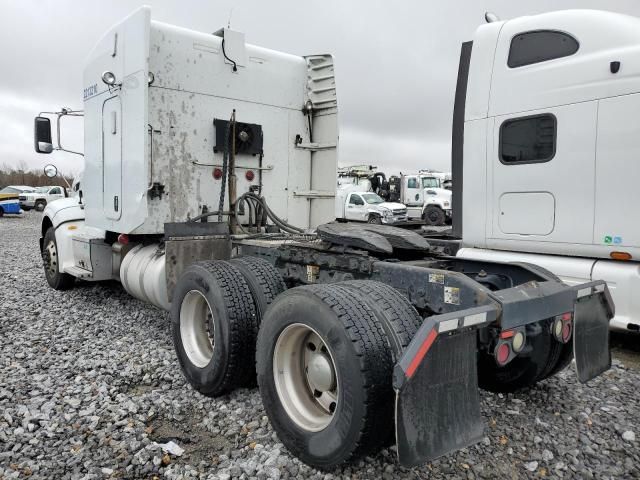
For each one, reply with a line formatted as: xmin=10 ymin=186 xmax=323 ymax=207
xmin=171 ymin=257 xmax=285 ymax=396
xmin=257 ymin=281 xmax=421 ymax=468
xmin=257 ymin=283 xmax=394 ymax=468
xmin=173 ymin=265 xmax=420 ymax=467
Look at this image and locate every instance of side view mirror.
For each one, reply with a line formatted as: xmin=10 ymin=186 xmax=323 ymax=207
xmin=34 ymin=116 xmax=53 ymax=154
xmin=44 ymin=164 xmax=58 ymax=178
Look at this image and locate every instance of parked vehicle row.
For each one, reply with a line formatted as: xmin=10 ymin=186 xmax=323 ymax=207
xmin=19 ymin=185 xmax=66 ymax=211
xmin=0 ymin=167 xmax=71 ymax=216
xmin=336 ymin=166 xmax=452 ymax=226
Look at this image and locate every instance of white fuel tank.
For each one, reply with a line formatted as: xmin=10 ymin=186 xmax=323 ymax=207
xmin=120 ymin=244 xmax=170 ymax=311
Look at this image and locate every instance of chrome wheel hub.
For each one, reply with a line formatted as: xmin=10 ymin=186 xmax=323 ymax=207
xmin=273 ymin=324 xmax=339 ymax=432
xmin=44 ymin=240 xmax=58 ymax=278
xmin=180 ymin=290 xmax=215 ymax=368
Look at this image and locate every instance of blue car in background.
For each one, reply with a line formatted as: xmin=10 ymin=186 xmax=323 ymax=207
xmin=0 ymin=186 xmax=31 ymax=217
xmin=0 ymin=198 xmax=22 ymax=216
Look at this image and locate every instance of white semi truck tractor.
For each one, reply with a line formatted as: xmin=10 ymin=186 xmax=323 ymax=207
xmin=445 ymin=9 xmax=640 ymax=334
xmin=35 ymin=7 xmax=613 ymax=469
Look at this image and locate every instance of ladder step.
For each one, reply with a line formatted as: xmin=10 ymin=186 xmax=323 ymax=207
xmin=293 ymin=190 xmax=335 ymax=199
xmin=295 ymin=142 xmax=337 ymax=151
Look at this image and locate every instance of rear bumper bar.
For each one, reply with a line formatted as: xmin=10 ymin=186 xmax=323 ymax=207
xmin=393 ymin=280 xmax=613 ymax=467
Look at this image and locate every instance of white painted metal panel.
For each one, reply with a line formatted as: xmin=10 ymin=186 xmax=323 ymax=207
xmin=460 ymin=118 xmax=489 ymax=248
xmin=594 ymin=93 xmax=640 ymax=250
xmin=81 ymin=8 xmax=337 ymax=235
xmin=465 ymin=22 xmax=503 ymax=121
xmin=498 ymin=192 xmax=554 ymax=235
xmin=102 ymin=96 xmax=122 ymax=220
xmin=489 ymin=101 xmax=597 ymax=245
xmin=592 ymin=260 xmax=640 ymax=331
xmin=83 ymin=6 xmax=150 ymax=233
xmin=489 ymin=10 xmax=640 ymax=118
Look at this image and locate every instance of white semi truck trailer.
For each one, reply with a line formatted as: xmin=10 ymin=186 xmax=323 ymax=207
xmin=446 ymin=9 xmax=640 ymax=333
xmin=34 ymin=7 xmax=612 ymax=469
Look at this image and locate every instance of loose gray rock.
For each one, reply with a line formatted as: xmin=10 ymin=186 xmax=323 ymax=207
xmin=1 ymin=210 xmax=639 ymax=479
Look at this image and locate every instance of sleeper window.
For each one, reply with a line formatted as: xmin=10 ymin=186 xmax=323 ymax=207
xmin=500 ymin=114 xmax=556 ymax=164
xmin=508 ymin=30 xmax=579 ymax=68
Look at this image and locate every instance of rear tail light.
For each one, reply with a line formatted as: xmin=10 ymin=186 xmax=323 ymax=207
xmin=495 ymin=342 xmax=511 ymax=366
xmin=552 ymin=313 xmax=573 ymax=344
xmin=495 ymin=328 xmax=526 ymax=366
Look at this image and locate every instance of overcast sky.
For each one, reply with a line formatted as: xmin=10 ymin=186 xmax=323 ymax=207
xmin=2 ymin=0 xmax=640 ymax=178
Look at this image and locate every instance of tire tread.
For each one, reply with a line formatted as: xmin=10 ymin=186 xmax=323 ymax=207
xmin=302 ymin=283 xmax=394 ymax=461
xmin=196 ymin=261 xmax=258 ymax=393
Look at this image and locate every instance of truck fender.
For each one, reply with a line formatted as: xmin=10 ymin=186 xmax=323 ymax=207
xmin=43 ymin=197 xmax=85 ymax=231
xmin=40 ymin=198 xmax=86 ymax=276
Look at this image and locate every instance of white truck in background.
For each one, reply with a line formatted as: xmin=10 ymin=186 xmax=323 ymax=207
xmin=19 ymin=185 xmax=66 ymax=211
xmin=447 ymin=9 xmax=640 ymax=333
xmin=382 ymin=172 xmax=452 ymax=225
xmin=335 ymin=165 xmax=408 ymax=224
xmin=335 ymin=189 xmax=408 ymax=225
xmin=337 ymin=165 xmax=452 ymax=225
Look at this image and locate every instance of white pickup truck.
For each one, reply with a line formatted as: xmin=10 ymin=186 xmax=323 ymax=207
xmin=19 ymin=185 xmax=66 ymax=211
xmin=335 ymin=189 xmax=408 ymax=224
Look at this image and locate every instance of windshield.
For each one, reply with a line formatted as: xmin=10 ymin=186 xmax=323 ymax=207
xmin=0 ymin=187 xmax=19 ymax=194
xmin=361 ymin=193 xmax=384 ymax=204
xmin=422 ymin=177 xmax=440 ymax=188
xmin=35 ymin=187 xmax=49 ymax=193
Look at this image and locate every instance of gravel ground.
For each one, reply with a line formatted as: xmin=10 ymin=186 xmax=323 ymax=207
xmin=1 ymin=211 xmax=639 ymax=479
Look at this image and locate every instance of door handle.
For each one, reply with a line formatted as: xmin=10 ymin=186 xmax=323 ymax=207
xmin=114 ymin=195 xmax=119 ymax=212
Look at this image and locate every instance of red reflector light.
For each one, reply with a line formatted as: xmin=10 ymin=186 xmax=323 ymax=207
xmin=406 ymin=329 xmax=438 ymax=379
xmin=245 ymin=170 xmax=255 ymax=182
xmin=496 ymin=343 xmax=510 ymax=365
xmin=213 ymin=168 xmax=223 ymax=180
xmin=117 ymin=234 xmax=129 ymax=245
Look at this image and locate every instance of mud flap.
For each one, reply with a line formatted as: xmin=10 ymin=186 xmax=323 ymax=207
xmin=573 ymin=281 xmax=614 ymax=383
xmin=393 ymin=306 xmax=497 ymax=467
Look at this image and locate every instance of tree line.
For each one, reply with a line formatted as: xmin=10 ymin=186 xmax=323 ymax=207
xmin=0 ymin=161 xmax=73 ymax=189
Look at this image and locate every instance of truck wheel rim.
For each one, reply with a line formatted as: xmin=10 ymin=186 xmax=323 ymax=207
xmin=273 ymin=323 xmax=339 ymax=432
xmin=44 ymin=240 xmax=58 ymax=278
xmin=180 ymin=290 xmax=215 ymax=368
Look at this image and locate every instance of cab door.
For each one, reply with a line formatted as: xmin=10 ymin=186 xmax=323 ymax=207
xmin=48 ymin=186 xmax=63 ymax=200
xmin=346 ymin=193 xmax=366 ymax=221
xmin=404 ymin=176 xmax=423 ymax=206
xmin=102 ymin=96 xmax=122 ymax=220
